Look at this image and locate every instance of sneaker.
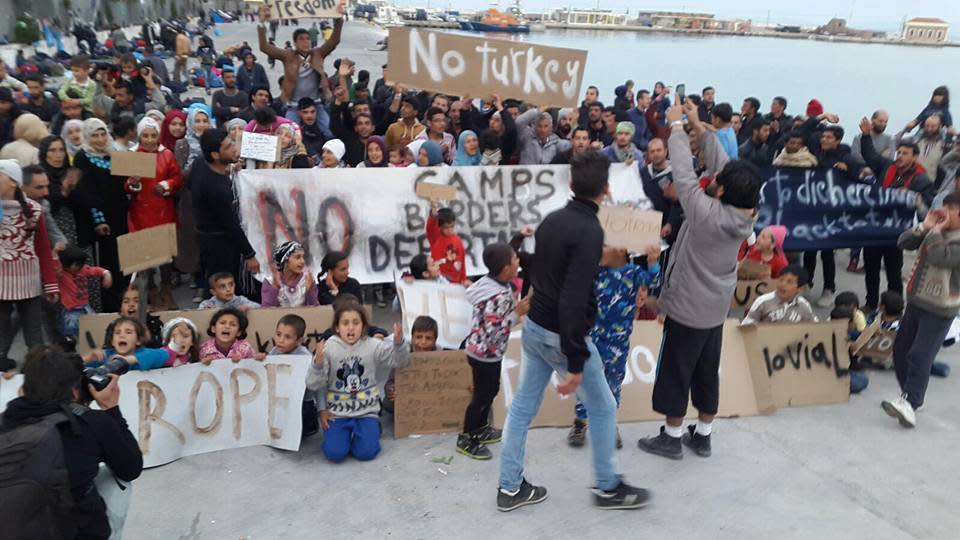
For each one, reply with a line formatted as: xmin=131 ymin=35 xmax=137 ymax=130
xmin=881 ymin=394 xmax=916 ymax=428
xmin=567 ymin=419 xmax=587 ymax=447
xmin=456 ymin=433 xmax=492 ymax=460
xmin=497 ymin=478 xmax=548 ymax=512
xmin=478 ymin=425 xmax=502 ymax=444
xmin=815 ymin=289 xmax=836 ymax=308
xmin=637 ymin=426 xmax=682 ymax=460
xmin=616 ymin=429 xmax=623 ymax=450
xmin=593 ymin=480 xmax=652 ymax=510
xmin=931 ymin=361 xmax=950 ymax=378
xmin=681 ymin=425 xmax=712 ymax=457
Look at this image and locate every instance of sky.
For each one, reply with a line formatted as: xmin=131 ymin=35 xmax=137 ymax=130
xmin=401 ymin=0 xmax=960 ymax=34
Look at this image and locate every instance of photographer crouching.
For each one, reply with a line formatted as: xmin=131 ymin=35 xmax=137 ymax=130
xmin=1 ymin=346 xmax=143 ymax=540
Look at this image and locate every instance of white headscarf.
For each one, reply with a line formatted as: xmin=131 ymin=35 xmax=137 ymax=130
xmin=80 ymin=118 xmax=113 ymax=158
xmin=137 ymin=117 xmax=161 ymax=138
xmin=60 ymin=119 xmax=85 ymax=157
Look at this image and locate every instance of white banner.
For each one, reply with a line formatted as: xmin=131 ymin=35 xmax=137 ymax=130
xmin=0 ymin=357 xmax=310 ymax=468
xmin=236 ymin=164 xmax=649 ymax=284
xmin=395 ymin=277 xmax=472 ymax=350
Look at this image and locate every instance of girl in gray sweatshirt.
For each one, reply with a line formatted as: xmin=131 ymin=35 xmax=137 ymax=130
xmin=306 ymin=305 xmax=409 ymax=461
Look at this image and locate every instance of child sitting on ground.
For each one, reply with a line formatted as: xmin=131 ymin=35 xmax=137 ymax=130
xmin=738 ymin=225 xmax=788 ymax=279
xmin=270 ymin=314 xmax=322 ymax=437
xmin=458 ymin=243 xmax=529 ymax=460
xmin=162 ymin=317 xmax=200 ymax=367
xmin=198 ymin=307 xmax=267 ymax=364
xmin=307 ymin=305 xmax=409 ymax=462
xmin=834 ymin=291 xmax=868 ymax=340
xmin=569 ymin=244 xmax=661 ymax=449
xmin=57 ymin=245 xmax=112 ymax=339
xmin=261 ymin=241 xmax=319 ymax=307
xmin=198 ymin=272 xmax=261 ymax=310
xmin=741 ymin=265 xmax=818 ymax=325
xmin=832 ymin=305 xmax=870 ymax=394
xmin=427 ymin=201 xmax=468 ymax=285
xmin=384 ymin=315 xmax=439 ymax=413
xmin=83 ymin=317 xmax=169 ymax=370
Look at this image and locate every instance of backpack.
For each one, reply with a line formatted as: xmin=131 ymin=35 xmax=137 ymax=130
xmin=0 ymin=409 xmax=78 ymax=540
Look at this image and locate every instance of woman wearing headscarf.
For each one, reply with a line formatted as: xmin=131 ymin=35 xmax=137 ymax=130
xmin=0 ymin=160 xmax=59 ymax=373
xmin=0 ymin=113 xmax=47 ymax=166
xmin=38 ymin=136 xmax=81 ymax=245
xmin=418 ymin=140 xmax=446 ymax=167
xmin=159 ymin=109 xmax=188 ymax=158
xmin=174 ymin=105 xmax=215 ymax=176
xmin=69 ymin=118 xmax=129 ymax=312
xmin=453 ymin=130 xmax=481 ymax=166
xmin=225 ymin=118 xmax=247 ymax=141
xmin=174 ymin=105 xmax=214 ymax=304
xmin=60 ymin=119 xmax=85 ymax=163
xmin=126 ymin=117 xmax=183 ymax=310
xmin=273 ymin=124 xmax=310 ymax=170
xmin=318 ymin=139 xmax=346 ymax=168
xmin=357 ymin=136 xmax=387 ymax=168
xmin=404 ymin=139 xmax=425 ymax=167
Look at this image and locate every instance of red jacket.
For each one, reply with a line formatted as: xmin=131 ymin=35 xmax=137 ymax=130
xmin=125 ymin=146 xmax=184 ymax=231
xmin=426 ymin=214 xmax=467 ymax=284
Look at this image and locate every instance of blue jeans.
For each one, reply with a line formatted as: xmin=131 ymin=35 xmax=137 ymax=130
xmin=62 ymin=305 xmax=95 ymax=338
xmin=499 ymin=319 xmax=619 ymax=492
xmin=322 ymin=416 xmax=381 ymax=462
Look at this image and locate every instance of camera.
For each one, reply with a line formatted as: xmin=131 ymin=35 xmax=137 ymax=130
xmin=83 ymin=355 xmax=130 ymax=392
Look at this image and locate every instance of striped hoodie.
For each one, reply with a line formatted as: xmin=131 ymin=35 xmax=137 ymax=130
xmin=0 ymin=199 xmax=58 ymax=300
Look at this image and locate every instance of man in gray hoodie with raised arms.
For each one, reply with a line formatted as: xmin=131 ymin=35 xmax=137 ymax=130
xmin=637 ymin=100 xmax=762 ymax=460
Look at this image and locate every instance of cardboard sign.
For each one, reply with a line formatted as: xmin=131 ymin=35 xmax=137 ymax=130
xmin=395 ymin=278 xmax=471 ymax=350
xmin=737 ymin=258 xmax=772 ymax=280
xmin=265 ymin=0 xmax=340 ymax=20
xmin=741 ymin=321 xmax=850 ymax=410
xmin=731 ymin=279 xmax=776 ymax=310
xmin=240 ymin=131 xmax=280 ymax=162
xmin=386 ymin=27 xmax=588 ymax=108
xmin=850 ymin=318 xmax=880 ymax=355
xmin=110 ymin=151 xmax=157 ymax=178
xmin=859 ymin=328 xmax=897 ymax=360
xmin=236 ymin=163 xmax=650 ymax=283
xmin=78 ymin=306 xmax=335 ymax=355
xmin=491 ymin=320 xmax=762 ymax=428
xmin=597 ymin=207 xmax=662 ymax=253
xmin=117 ymin=223 xmax=178 ymax=275
xmin=415 ymin=181 xmax=457 ymax=201
xmin=0 ymin=357 xmax=310 ymax=468
xmin=393 ymin=350 xmax=472 ymax=438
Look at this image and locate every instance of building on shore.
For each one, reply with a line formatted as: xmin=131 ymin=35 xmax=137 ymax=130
xmin=902 ymin=17 xmax=950 ymax=44
xmin=551 ymin=8 xmax=627 ymax=26
xmin=815 ymin=18 xmax=887 ymax=39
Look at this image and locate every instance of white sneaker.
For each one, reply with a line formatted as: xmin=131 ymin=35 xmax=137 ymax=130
xmin=815 ymin=289 xmax=836 ymax=308
xmin=881 ymin=394 xmax=916 ymax=428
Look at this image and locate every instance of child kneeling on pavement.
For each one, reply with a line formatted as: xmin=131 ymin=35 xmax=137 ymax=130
xmin=307 ymin=304 xmax=408 ymax=461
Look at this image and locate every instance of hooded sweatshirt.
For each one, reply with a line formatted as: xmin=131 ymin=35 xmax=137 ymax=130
xmin=898 ymin=224 xmax=960 ymax=319
xmin=306 ymin=334 xmax=409 ymax=417
xmin=658 ymin=128 xmax=757 ymax=329
xmin=465 ymin=275 xmax=518 ymax=363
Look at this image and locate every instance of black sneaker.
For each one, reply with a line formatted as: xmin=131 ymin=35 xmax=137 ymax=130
xmin=497 ymin=478 xmax=548 ymax=512
xmin=478 ymin=425 xmax=502 ymax=444
xmin=681 ymin=425 xmax=712 ymax=457
xmin=616 ymin=429 xmax=623 ymax=450
xmin=637 ymin=426 xmax=682 ymax=460
xmin=457 ymin=433 xmax=492 ymax=460
xmin=593 ymin=481 xmax=652 ymax=510
xmin=568 ymin=419 xmax=587 ymax=447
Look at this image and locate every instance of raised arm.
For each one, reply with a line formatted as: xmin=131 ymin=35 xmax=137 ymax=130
xmin=315 ymin=9 xmax=345 ymax=60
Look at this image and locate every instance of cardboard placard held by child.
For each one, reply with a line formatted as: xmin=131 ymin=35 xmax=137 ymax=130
xmin=393 ymin=350 xmax=472 ymax=438
xmin=596 ymin=206 xmax=662 ymax=253
xmin=117 ymin=224 xmax=178 ymax=275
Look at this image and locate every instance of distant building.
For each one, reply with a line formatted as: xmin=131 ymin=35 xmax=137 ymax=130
xmin=552 ymin=8 xmax=627 ymax=26
xmin=902 ymin=17 xmax=949 ymax=43
xmin=815 ymin=18 xmax=886 ymax=39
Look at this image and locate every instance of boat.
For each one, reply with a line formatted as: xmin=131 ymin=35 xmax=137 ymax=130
xmin=459 ymin=9 xmax=530 ymax=33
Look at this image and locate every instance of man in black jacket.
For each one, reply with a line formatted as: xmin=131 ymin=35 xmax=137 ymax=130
xmin=858 ymin=117 xmax=936 ymax=311
xmin=496 ymin=150 xmax=650 ymax=513
xmin=2 ymin=346 xmax=143 ymax=540
xmin=191 ymin=129 xmax=261 ymax=283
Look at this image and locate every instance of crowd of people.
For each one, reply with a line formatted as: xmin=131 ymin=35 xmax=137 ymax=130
xmin=2 ymin=6 xmax=960 ymax=536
